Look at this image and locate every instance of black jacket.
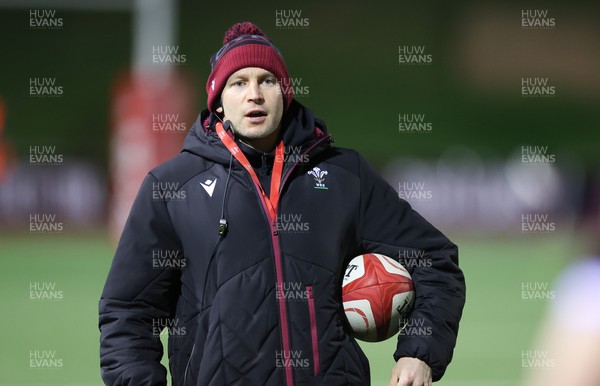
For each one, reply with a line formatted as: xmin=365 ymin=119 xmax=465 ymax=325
xmin=99 ymin=101 xmax=466 ymax=385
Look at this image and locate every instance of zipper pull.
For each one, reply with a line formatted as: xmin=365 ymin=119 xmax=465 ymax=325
xmin=306 ymin=285 xmax=313 ymax=299
xmin=261 ymin=152 xmax=268 ymax=176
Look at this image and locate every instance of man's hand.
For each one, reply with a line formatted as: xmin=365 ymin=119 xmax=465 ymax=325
xmin=388 ymin=357 xmax=432 ymax=386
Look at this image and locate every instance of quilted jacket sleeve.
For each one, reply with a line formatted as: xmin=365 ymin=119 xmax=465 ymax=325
xmin=356 ymin=153 xmax=466 ymax=381
xmin=99 ymin=173 xmax=183 ymax=386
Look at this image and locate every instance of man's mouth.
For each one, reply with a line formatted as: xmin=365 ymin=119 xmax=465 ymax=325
xmin=245 ymin=109 xmax=267 ymax=123
xmin=245 ymin=109 xmax=267 ymax=117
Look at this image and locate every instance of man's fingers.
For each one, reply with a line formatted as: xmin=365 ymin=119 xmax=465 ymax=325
xmin=397 ymin=371 xmax=414 ymax=386
xmin=389 ymin=372 xmax=430 ymax=386
xmin=389 ymin=357 xmax=432 ymax=386
xmin=387 ymin=372 xmax=397 ymax=386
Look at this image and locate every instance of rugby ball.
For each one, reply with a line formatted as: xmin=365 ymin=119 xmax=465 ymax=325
xmin=342 ymin=253 xmax=415 ymax=342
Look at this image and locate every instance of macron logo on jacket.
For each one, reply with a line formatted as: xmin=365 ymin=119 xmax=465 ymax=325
xmin=200 ymin=178 xmax=217 ymax=197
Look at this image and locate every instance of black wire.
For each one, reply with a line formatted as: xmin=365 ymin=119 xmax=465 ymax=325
xmin=201 ymin=151 xmax=233 ymax=311
xmin=220 ymin=153 xmax=233 ymax=225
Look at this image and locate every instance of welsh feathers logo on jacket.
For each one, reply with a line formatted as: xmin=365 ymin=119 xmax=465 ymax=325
xmin=307 ymin=167 xmax=328 ymax=190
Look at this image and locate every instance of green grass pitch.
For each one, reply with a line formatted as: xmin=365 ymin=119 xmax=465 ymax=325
xmin=0 ymin=232 xmax=572 ymax=385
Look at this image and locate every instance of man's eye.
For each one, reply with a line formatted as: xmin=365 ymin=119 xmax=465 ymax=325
xmin=232 ymin=81 xmax=244 ymax=87
xmin=264 ymin=78 xmax=276 ymax=85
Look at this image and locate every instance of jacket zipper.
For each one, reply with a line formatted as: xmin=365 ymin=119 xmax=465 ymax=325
xmin=306 ymin=286 xmax=320 ymax=377
xmin=261 ymin=152 xmax=268 ymax=176
xmin=251 ymin=134 xmax=332 ymax=386
xmin=269 ymin=220 xmax=294 ymax=386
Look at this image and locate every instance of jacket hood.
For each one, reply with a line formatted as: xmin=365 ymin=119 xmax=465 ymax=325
xmin=182 ymin=100 xmax=330 ymax=166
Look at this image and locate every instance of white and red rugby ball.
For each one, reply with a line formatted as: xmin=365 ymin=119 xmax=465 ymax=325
xmin=342 ymin=253 xmax=415 ymax=342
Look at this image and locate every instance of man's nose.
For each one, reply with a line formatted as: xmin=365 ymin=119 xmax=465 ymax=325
xmin=247 ymin=81 xmax=263 ymax=102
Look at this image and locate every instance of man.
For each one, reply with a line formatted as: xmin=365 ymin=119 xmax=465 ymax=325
xmin=99 ymin=22 xmax=465 ymax=386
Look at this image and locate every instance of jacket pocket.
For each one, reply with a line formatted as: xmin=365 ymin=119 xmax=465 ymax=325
xmin=306 ymin=285 xmax=320 ymax=377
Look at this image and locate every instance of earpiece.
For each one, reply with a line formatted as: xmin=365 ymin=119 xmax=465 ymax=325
xmin=216 ymin=98 xmax=224 ymax=114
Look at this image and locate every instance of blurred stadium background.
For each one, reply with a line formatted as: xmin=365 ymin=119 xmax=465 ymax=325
xmin=0 ymin=1 xmax=598 ymax=385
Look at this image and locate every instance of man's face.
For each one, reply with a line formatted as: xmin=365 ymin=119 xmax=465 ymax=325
xmin=221 ymin=67 xmax=284 ymax=151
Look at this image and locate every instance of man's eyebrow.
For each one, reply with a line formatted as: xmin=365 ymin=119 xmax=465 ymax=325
xmin=229 ymin=75 xmax=248 ymax=82
xmin=257 ymin=72 xmax=276 ymax=80
xmin=229 ymin=72 xmax=275 ymax=83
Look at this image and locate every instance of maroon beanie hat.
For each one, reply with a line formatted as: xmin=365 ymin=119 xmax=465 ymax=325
xmin=206 ymin=22 xmax=294 ymax=114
